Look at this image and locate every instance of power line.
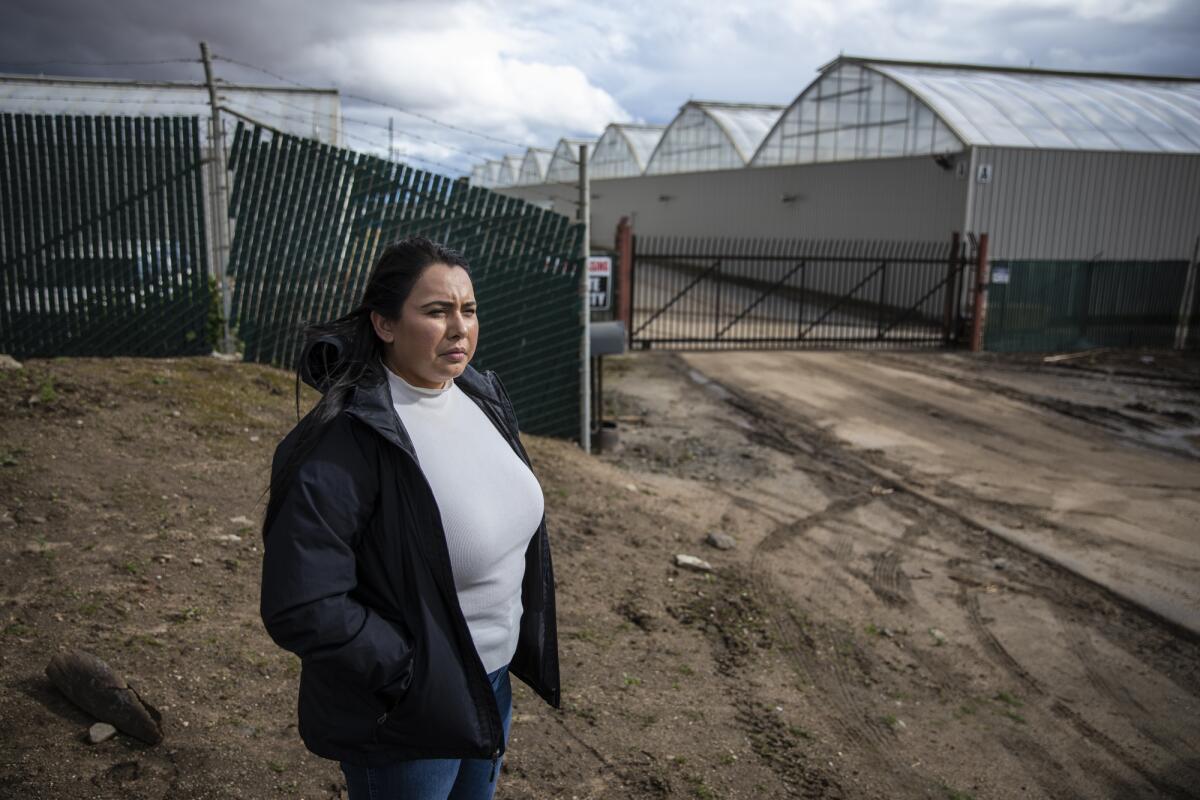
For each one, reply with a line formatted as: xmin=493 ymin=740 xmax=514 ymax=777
xmin=211 ymin=53 xmax=529 ymax=150
xmin=342 ymin=117 xmax=488 ymax=160
xmin=0 ymin=58 xmax=199 ymax=68
xmin=221 ymin=100 xmax=469 ymax=175
xmin=218 ymin=84 xmax=492 ymax=161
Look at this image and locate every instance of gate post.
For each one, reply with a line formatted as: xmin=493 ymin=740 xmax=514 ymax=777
xmin=615 ymin=216 xmax=633 ymax=334
xmin=942 ymin=232 xmax=961 ymax=345
xmin=970 ymin=233 xmax=990 ymax=353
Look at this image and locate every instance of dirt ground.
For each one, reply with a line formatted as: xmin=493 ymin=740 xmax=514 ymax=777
xmin=1 ymin=349 xmax=1198 ymax=800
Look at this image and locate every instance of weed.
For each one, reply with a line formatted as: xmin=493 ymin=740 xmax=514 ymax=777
xmin=993 ymin=690 xmax=1022 ymax=707
xmin=1002 ymin=710 xmax=1027 ymax=724
xmin=37 ymin=380 xmax=57 ymax=403
xmin=4 ymin=622 xmax=31 ymax=637
xmin=79 ymin=603 xmax=99 ymax=617
xmin=882 ymin=714 xmax=900 ymax=729
xmin=121 ymin=560 xmax=140 ymax=575
xmin=788 ymin=725 xmax=812 ymax=740
xmin=266 ymin=760 xmax=285 ymax=774
xmin=955 ymin=703 xmax=976 ymax=717
xmin=678 ymin=664 xmax=694 ymax=676
xmin=622 ymin=673 xmax=642 ymax=688
xmin=941 ymin=786 xmax=975 ymax=800
xmin=170 ymin=606 xmax=201 ymax=623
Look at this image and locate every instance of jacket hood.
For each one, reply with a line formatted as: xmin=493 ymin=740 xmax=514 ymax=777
xmin=299 ymin=333 xmax=351 ymax=394
xmin=297 ymin=332 xmax=501 ymax=404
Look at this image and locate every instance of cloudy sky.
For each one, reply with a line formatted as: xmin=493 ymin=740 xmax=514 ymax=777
xmin=3 ymin=0 xmax=1198 ymax=174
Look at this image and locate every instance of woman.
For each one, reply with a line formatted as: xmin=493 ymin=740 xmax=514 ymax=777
xmin=259 ymin=236 xmax=560 ymax=800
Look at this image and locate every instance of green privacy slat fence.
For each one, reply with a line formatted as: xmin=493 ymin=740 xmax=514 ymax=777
xmin=984 ymin=260 xmax=1192 ymax=352
xmin=226 ymin=122 xmax=584 ymax=439
xmin=0 ymin=113 xmax=211 ymax=358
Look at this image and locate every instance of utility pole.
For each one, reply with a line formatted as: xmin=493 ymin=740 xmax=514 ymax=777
xmin=579 ymin=144 xmax=591 ymax=454
xmin=388 ymin=117 xmax=394 ymax=161
xmin=200 ymin=41 xmax=234 ymax=355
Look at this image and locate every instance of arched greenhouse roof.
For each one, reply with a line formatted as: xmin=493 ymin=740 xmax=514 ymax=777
xmin=471 ymin=159 xmax=503 ymax=188
xmin=645 ymin=101 xmax=785 ymax=175
xmin=497 ymin=154 xmax=522 ymax=186
xmin=545 ymin=137 xmax=595 ymax=182
xmin=518 ymin=147 xmax=553 ymax=184
xmin=590 ymin=123 xmax=667 ymax=178
xmin=754 ymin=56 xmax=1200 ymax=167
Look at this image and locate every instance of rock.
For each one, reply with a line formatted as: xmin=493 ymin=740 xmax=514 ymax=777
xmin=151 ymin=554 xmax=174 ymax=564
xmin=170 ymin=410 xmax=181 ymax=418
xmin=190 ymin=557 xmax=204 ymax=566
xmin=229 ymin=515 xmax=253 ymax=526
xmin=929 ymin=628 xmax=947 ymax=645
xmin=870 ymin=484 xmax=895 ymax=496
xmin=0 ymin=354 xmax=23 ymax=370
xmin=249 ymin=435 xmax=260 ymax=443
xmin=87 ymin=722 xmax=117 ymax=744
xmin=991 ymin=558 xmax=1009 ymax=571
xmin=705 ymin=531 xmax=736 ymax=550
xmin=214 ymin=533 xmax=242 ymax=545
xmin=45 ymin=650 xmax=163 ymax=745
xmin=624 ymin=483 xmax=639 ymax=493
xmin=674 ymin=554 xmax=713 ymax=573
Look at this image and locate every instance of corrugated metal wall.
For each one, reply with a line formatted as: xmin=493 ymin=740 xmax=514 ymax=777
xmin=499 ymin=155 xmax=967 ymax=250
xmin=967 ymin=148 xmax=1200 ymax=261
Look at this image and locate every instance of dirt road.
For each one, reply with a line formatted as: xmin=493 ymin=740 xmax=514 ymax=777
xmin=604 ymin=348 xmax=1200 ymax=798
xmin=679 ymin=349 xmax=1200 ymax=635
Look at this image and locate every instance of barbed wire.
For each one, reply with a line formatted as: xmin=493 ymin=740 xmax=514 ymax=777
xmin=222 ymin=100 xmax=468 ymax=175
xmin=0 ymin=58 xmax=200 ymax=68
xmin=211 ymin=53 xmax=529 ymax=150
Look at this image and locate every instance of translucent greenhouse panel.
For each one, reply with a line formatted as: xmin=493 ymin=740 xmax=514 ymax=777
xmin=496 ymin=154 xmax=522 ymax=186
xmin=545 ymin=139 xmax=592 ymax=183
xmin=518 ymin=148 xmax=552 ymax=184
xmin=872 ymin=63 xmax=1200 ymax=153
xmin=590 ymin=126 xmax=637 ymax=179
xmin=622 ymin=126 xmax=666 ymax=170
xmin=751 ymin=63 xmax=963 ymax=167
xmin=647 ymin=104 xmax=780 ymax=174
xmin=646 ymin=108 xmax=734 ymax=174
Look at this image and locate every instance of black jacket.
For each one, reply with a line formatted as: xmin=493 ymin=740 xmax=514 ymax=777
xmin=260 ymin=346 xmax=560 ymax=767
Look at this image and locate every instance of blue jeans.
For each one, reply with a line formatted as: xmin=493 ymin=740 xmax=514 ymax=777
xmin=340 ymin=664 xmax=513 ymax=800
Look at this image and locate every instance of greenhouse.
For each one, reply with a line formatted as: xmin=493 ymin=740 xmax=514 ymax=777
xmin=470 ymin=159 xmax=503 ymax=188
xmin=545 ymin=137 xmax=595 ymax=183
xmin=589 ymin=123 xmax=666 ymax=179
xmin=644 ymin=101 xmax=784 ymax=175
xmin=754 ymin=56 xmax=1200 ymax=166
xmin=498 ymin=154 xmax=522 ymax=186
xmin=517 ymin=147 xmax=553 ymax=184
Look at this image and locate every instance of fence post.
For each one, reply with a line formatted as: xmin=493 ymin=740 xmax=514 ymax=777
xmin=970 ymin=233 xmax=990 ymax=353
xmin=615 ymin=216 xmax=633 ymax=334
xmin=943 ymin=232 xmax=961 ymax=345
xmin=200 ymin=41 xmax=234 ymax=355
xmin=578 ymin=144 xmax=591 ymax=454
xmin=1174 ymin=236 xmax=1199 ymax=349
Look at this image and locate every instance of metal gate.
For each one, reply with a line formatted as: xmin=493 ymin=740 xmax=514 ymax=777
xmin=629 ymin=235 xmax=975 ymax=350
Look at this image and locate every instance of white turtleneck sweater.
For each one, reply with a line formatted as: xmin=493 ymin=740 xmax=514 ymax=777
xmin=383 ymin=364 xmax=545 ymax=673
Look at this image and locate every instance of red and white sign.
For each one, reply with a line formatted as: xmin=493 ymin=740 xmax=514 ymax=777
xmin=588 ymin=256 xmax=612 ymax=310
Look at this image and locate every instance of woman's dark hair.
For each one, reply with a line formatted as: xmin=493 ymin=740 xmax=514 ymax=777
xmin=260 ymin=236 xmax=471 ymax=540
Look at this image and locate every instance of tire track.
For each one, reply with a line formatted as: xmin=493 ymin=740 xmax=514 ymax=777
xmin=957 ymin=586 xmax=1196 ymax=799
xmin=1054 ymin=609 xmax=1200 ymax=779
xmin=748 ymin=505 xmax=931 ymax=796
